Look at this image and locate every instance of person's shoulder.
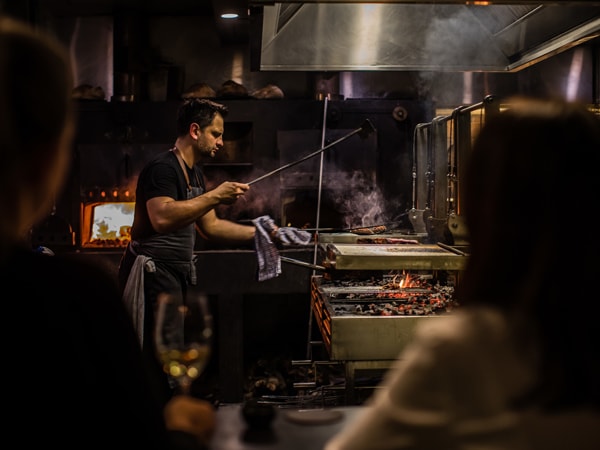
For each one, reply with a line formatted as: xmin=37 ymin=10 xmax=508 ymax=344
xmin=140 ymin=151 xmax=179 ymax=178
xmin=1 ymin=247 xmax=119 ymax=304
xmin=521 ymin=408 xmax=600 ymax=450
xmin=39 ymin=251 xmax=118 ymax=291
xmin=145 ymin=150 xmax=178 ymax=167
xmin=55 ymin=252 xmax=115 ymax=277
xmin=143 ymin=150 xmax=178 ymax=169
xmin=155 ymin=150 xmax=177 ymax=163
xmin=414 ymin=306 xmax=508 ymax=346
xmin=4 ymin=245 xmax=79 ymax=273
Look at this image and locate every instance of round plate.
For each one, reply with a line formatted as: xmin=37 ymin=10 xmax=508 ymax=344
xmin=284 ymin=409 xmax=344 ymax=425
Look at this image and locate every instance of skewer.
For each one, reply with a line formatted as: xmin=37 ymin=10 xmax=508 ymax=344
xmin=280 ymin=256 xmax=326 ymax=271
xmin=302 ymin=215 xmax=409 ymax=233
xmin=246 ymin=119 xmax=376 ymax=186
xmin=436 ymin=242 xmax=468 ymax=256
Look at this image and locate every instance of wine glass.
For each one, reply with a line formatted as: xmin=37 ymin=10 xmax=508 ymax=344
xmin=154 ymin=291 xmax=213 ymax=395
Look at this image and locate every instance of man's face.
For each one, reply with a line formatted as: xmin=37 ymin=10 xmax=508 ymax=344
xmin=197 ymin=113 xmax=224 ymax=158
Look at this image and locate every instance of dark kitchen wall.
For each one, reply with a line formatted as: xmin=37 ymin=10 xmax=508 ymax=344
xmin=1 ymin=0 xmax=598 ymax=105
xmin=65 ymin=96 xmax=432 ymax=249
xmin=15 ymin=6 xmax=597 ymax=106
xmin=76 ymin=14 xmax=600 ymax=106
xmin=5 ymin=2 xmax=599 ymax=251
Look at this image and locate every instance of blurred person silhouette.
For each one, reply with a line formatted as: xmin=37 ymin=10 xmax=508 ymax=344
xmin=0 ymin=16 xmax=215 ymax=450
xmin=325 ymin=96 xmax=600 ymax=450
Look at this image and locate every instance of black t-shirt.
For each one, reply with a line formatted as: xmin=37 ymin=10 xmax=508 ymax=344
xmin=131 ymin=150 xmax=206 ymax=241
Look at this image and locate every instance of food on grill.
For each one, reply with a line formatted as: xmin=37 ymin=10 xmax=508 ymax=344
xmin=356 ymin=237 xmax=419 ymax=245
xmin=349 ymin=225 xmax=387 ymax=235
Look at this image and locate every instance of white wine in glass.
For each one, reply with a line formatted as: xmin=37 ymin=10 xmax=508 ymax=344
xmin=154 ymin=292 xmax=213 ymax=395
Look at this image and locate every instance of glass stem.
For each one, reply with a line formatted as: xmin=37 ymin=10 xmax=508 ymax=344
xmin=179 ymin=377 xmax=192 ymax=395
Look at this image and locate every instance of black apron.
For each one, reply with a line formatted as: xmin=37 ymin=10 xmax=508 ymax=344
xmin=120 ymin=150 xmax=204 ymax=406
xmin=128 ymin=148 xmax=203 ymax=294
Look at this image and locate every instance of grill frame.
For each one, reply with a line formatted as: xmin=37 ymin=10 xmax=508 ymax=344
xmin=309 ymin=240 xmax=467 ymax=404
xmin=323 ymin=243 xmax=467 ymax=271
xmin=311 ymin=275 xmax=450 ymax=361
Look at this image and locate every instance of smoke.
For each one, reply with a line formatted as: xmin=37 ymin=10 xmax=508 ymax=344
xmin=338 ymin=188 xmax=387 ymax=229
xmin=327 ymin=170 xmax=389 ymax=229
xmin=424 ymin=7 xmax=491 ymax=68
xmin=204 ymin=166 xmax=282 ymax=221
xmin=415 ymin=6 xmax=496 ymax=106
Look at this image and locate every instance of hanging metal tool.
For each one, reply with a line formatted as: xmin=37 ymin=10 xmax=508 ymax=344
xmin=307 ymin=98 xmax=330 ymax=362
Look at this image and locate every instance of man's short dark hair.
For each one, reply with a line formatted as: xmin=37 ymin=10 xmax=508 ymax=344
xmin=176 ymin=98 xmax=228 ymax=136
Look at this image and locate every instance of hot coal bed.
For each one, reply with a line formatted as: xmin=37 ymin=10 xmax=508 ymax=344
xmin=317 ymin=272 xmax=456 ymax=317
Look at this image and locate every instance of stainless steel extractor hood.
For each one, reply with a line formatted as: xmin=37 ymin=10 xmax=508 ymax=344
xmin=255 ymin=1 xmax=600 ymax=72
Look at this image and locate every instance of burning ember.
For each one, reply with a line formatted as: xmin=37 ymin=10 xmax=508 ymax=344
xmin=321 ymin=271 xmax=458 ymax=317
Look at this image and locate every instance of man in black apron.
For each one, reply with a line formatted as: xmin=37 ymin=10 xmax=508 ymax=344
xmin=118 ymin=99 xmax=257 ymax=406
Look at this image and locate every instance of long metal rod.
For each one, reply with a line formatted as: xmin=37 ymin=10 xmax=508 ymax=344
xmin=303 ymin=215 xmax=409 ymax=232
xmin=280 ymin=256 xmax=326 ymax=272
xmin=436 ymin=241 xmax=468 ymax=256
xmin=313 ymin=97 xmax=328 ymax=269
xmin=306 ymin=98 xmax=329 ymax=361
xmin=246 ymin=120 xmax=370 ymax=186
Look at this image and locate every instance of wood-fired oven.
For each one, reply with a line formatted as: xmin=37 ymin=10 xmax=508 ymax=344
xmin=80 ymin=188 xmax=134 ymax=248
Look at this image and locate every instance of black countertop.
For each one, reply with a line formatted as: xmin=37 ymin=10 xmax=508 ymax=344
xmin=211 ymin=404 xmax=365 ymax=450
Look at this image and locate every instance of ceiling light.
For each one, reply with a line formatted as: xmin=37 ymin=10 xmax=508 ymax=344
xmin=221 ymin=12 xmax=239 ymax=19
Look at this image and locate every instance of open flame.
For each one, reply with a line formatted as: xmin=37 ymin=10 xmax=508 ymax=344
xmin=381 ymin=271 xmax=418 ymax=290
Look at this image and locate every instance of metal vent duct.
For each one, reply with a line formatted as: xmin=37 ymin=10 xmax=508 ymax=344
xmin=256 ymin=2 xmax=600 ymax=72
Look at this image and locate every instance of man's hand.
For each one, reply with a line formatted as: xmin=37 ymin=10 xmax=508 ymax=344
xmin=211 ymin=181 xmax=249 ymax=205
xmin=273 ymin=227 xmax=313 ymax=246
